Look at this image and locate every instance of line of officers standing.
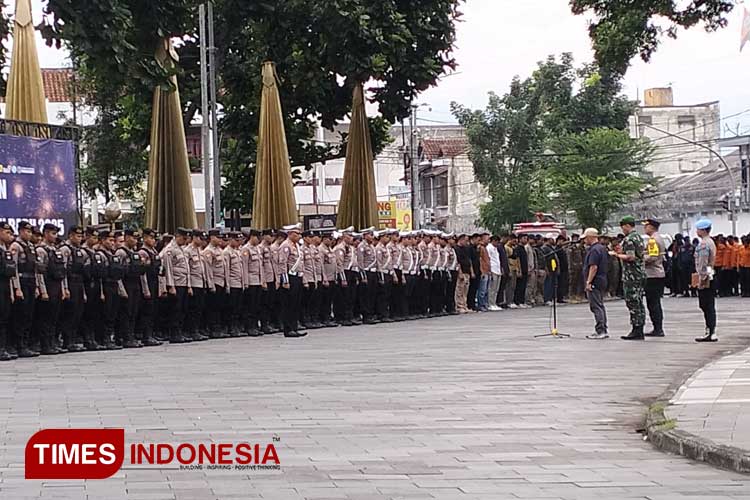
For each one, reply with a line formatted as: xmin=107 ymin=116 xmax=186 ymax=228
xmin=0 ymin=221 xmax=465 ymax=359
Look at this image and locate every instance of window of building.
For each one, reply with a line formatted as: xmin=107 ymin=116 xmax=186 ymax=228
xmin=434 ymin=173 xmax=448 ymax=207
xmin=638 ymin=115 xmax=652 ymax=125
xmin=677 ymin=115 xmax=696 ymax=127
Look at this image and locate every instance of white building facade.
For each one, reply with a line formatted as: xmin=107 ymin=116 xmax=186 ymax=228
xmin=629 ymin=87 xmax=720 ymax=178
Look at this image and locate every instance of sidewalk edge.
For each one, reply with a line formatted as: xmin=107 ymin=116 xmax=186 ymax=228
xmin=646 ymin=401 xmax=750 ymax=474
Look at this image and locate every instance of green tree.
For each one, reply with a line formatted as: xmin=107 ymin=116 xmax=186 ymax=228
xmin=547 ymin=128 xmax=653 ymax=230
xmin=34 ymin=0 xmax=462 ymax=213
xmin=570 ymin=0 xmax=734 ymax=75
xmin=451 ymin=53 xmax=633 ymax=232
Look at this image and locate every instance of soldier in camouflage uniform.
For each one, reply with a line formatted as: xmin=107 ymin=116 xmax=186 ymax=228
xmin=566 ymin=236 xmax=584 ymax=303
xmin=613 ymin=216 xmax=646 ymax=340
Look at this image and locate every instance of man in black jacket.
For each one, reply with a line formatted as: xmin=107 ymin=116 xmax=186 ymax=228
xmin=467 ymin=234 xmax=481 ymax=310
xmin=496 ymin=233 xmax=511 ymax=308
xmin=454 ymin=235 xmax=473 ymax=313
xmin=513 ymin=235 xmax=529 ymax=308
xmin=556 ymin=235 xmax=570 ymax=303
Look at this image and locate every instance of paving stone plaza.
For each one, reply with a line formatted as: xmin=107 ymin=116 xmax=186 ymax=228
xmin=2 ymin=297 xmax=750 ymax=499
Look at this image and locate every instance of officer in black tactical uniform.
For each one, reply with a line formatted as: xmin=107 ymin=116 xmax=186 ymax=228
xmin=58 ymin=226 xmax=88 ymax=352
xmin=35 ymin=224 xmax=67 ymax=355
xmin=95 ymin=230 xmax=125 ymax=350
xmin=9 ymin=221 xmax=40 ymax=357
xmin=136 ymin=229 xmax=163 ymax=346
xmin=0 ymin=222 xmax=18 ymax=361
xmin=116 ymin=229 xmax=149 ymax=348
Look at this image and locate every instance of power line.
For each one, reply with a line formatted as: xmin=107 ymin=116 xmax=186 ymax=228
xmin=644 ymin=107 xmax=750 ymax=145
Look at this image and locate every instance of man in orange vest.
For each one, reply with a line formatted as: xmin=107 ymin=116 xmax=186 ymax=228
xmin=714 ymin=235 xmax=727 ymax=297
xmin=727 ymin=236 xmax=741 ymax=296
xmin=740 ymin=235 xmax=750 ymax=298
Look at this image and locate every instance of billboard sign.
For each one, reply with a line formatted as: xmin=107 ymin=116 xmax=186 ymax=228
xmin=0 ymin=134 xmax=77 ymax=233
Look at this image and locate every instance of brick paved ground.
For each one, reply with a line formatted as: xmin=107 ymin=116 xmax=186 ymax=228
xmin=2 ymin=296 xmax=750 ymax=499
xmin=669 ymin=346 xmax=750 ymax=451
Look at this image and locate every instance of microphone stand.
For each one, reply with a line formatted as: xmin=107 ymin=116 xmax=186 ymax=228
xmin=535 ymin=247 xmax=570 ymax=339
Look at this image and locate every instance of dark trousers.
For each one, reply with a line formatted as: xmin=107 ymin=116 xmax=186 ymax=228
xmin=302 ymin=282 xmax=321 ymax=324
xmin=332 ymin=279 xmax=346 ymax=322
xmin=446 ymin=271 xmax=458 ymax=313
xmin=741 ymin=268 xmax=750 ymax=297
xmin=430 ymin=271 xmax=445 ymax=314
xmin=244 ymin=286 xmax=262 ymax=331
xmin=186 ymin=287 xmax=207 ymax=337
xmin=699 ymin=284 xmax=717 ymax=331
xmin=375 ymin=273 xmax=392 ymax=319
xmin=557 ymin=271 xmax=569 ymax=301
xmin=99 ymin=281 xmax=120 ymax=345
xmin=405 ymin=274 xmax=418 ymax=315
xmin=228 ymin=287 xmax=243 ymax=332
xmin=59 ymin=277 xmax=85 ymax=347
xmin=514 ymin=275 xmax=528 ymax=305
xmin=730 ymin=269 xmax=740 ymax=296
xmin=467 ymin=276 xmax=479 ymax=310
xmin=261 ymin=282 xmax=277 ymax=327
xmin=136 ymin=278 xmax=159 ymax=341
xmin=364 ymin=272 xmax=378 ymax=319
xmin=587 ymin=288 xmax=608 ymax=334
xmin=209 ymin=285 xmax=228 ymax=335
xmin=417 ymin=272 xmax=430 ymax=314
xmin=674 ymin=266 xmax=690 ymax=295
xmin=497 ymin=274 xmax=509 ymax=306
xmin=645 ymin=277 xmax=665 ymax=332
xmin=37 ymin=279 xmax=63 ymax=352
xmin=167 ymin=286 xmax=188 ymax=336
xmin=280 ymin=276 xmax=302 ymax=333
xmin=716 ymin=267 xmax=727 ymax=296
xmin=11 ymin=277 xmax=36 ymax=350
xmin=319 ymin=282 xmax=333 ymax=323
xmin=118 ymin=278 xmax=142 ymax=344
xmin=0 ymin=280 xmax=10 ymax=353
xmin=343 ymin=270 xmax=358 ymax=321
xmin=390 ymin=271 xmax=406 ymax=319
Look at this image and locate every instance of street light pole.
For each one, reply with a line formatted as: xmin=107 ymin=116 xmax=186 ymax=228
xmin=642 ymin=123 xmax=738 ymax=235
xmin=199 ymin=4 xmax=211 ymax=229
xmin=207 ymin=1 xmax=222 ymax=228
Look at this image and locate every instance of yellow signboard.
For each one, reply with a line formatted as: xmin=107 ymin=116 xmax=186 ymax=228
xmin=378 ymin=198 xmax=412 ymax=231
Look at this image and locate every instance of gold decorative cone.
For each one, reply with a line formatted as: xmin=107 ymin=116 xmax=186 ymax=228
xmin=145 ymin=38 xmax=198 ymax=233
xmin=337 ymin=83 xmax=378 ymax=230
xmin=4 ymin=0 xmax=48 ymax=125
xmin=251 ymin=62 xmax=298 ymax=229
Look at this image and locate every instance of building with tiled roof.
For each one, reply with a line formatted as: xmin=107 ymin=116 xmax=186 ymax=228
xmin=40 ymin=68 xmax=74 ymax=103
xmin=420 ymin=136 xmax=469 ymax=161
xmin=0 ymin=68 xmax=74 ymax=104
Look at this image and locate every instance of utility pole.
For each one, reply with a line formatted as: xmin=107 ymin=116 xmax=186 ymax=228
xmin=410 ymin=105 xmax=421 ymax=229
xmin=199 ymin=4 xmax=211 ymax=229
xmin=643 ymin=123 xmax=738 ymax=235
xmin=207 ymin=1 xmax=222 ymax=227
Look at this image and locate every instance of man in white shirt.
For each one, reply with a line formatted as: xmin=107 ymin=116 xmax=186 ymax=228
xmin=487 ymin=236 xmax=503 ymax=311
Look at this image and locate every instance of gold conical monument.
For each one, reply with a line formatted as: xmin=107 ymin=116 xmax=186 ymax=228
xmin=144 ymin=38 xmax=198 ymax=233
xmin=337 ymin=83 xmax=378 ymax=230
xmin=251 ymin=62 xmax=298 ymax=229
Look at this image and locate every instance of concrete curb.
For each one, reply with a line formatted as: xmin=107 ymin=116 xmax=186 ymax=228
xmin=646 ymin=401 xmax=750 ymax=474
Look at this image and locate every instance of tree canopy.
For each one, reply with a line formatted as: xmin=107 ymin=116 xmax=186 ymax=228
xmin=27 ymin=0 xmax=463 ymax=213
xmin=452 ymin=53 xmax=634 ymax=233
xmin=570 ymin=0 xmax=735 ymax=75
xmin=547 ymin=128 xmax=652 ymax=230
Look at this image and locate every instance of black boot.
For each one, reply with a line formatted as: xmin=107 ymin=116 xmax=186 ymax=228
xmin=644 ymin=327 xmax=665 ymax=337
xmin=621 ymin=325 xmax=645 ymax=341
xmin=695 ymin=328 xmax=718 ymax=343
